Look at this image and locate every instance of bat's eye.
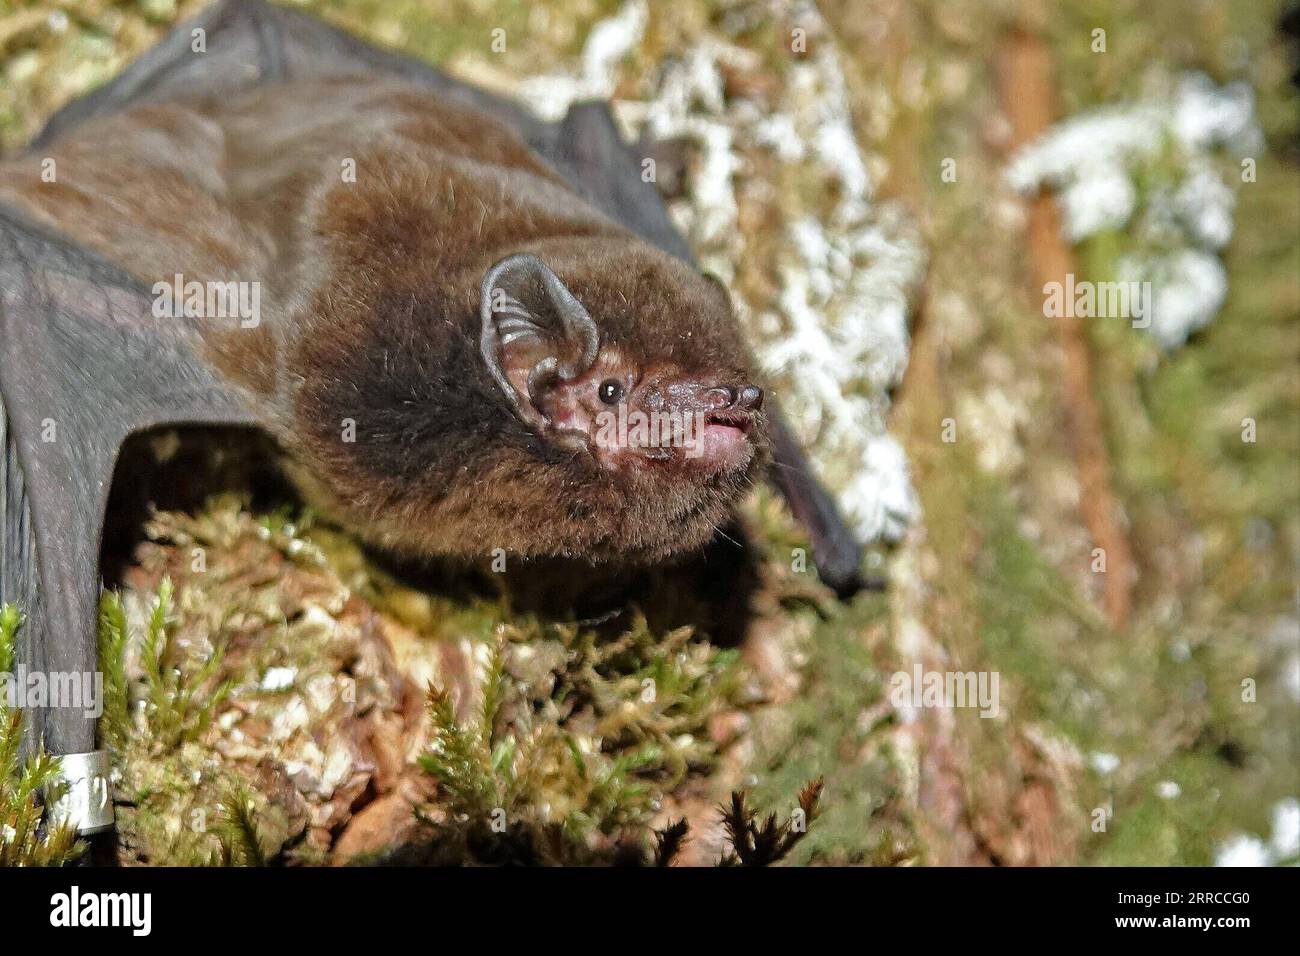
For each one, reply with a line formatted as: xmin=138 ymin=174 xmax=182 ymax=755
xmin=598 ymin=379 xmax=624 ymax=405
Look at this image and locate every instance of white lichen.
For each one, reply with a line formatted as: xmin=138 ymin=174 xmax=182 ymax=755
xmin=519 ymin=0 xmax=649 ymax=120
xmin=1116 ymin=248 xmax=1228 ymax=351
xmin=1089 ymin=751 xmax=1121 ymax=775
xmin=1215 ymin=797 xmax=1300 ymax=866
xmin=1214 ymin=833 xmax=1270 ymax=867
xmin=1006 ymin=72 xmax=1261 ymax=350
xmin=260 ymin=666 xmax=296 ymax=692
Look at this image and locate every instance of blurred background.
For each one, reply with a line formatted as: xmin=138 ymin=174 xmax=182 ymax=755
xmin=1 ymin=0 xmax=1296 ymax=865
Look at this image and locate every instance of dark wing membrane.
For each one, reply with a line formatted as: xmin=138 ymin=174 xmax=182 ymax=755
xmin=551 ymin=102 xmax=697 ymax=265
xmin=0 ymin=206 xmax=255 ymax=754
xmin=766 ymin=409 xmax=868 ymax=595
xmin=33 ymin=0 xmax=549 ymax=155
xmin=0 ymin=376 xmax=41 ymax=744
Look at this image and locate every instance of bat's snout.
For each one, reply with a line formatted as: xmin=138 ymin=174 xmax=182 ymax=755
xmin=702 ymin=383 xmax=764 ymax=413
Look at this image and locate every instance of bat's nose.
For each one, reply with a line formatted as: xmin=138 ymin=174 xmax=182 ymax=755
xmin=702 ymin=384 xmax=763 ymax=411
xmin=703 ymin=386 xmax=739 ymax=410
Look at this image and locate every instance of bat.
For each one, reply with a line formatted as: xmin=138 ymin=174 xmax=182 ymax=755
xmin=0 ymin=0 xmax=863 ymax=830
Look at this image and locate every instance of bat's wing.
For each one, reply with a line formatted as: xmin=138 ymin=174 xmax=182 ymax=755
xmin=0 ymin=205 xmax=254 ymax=771
xmin=32 ymin=0 xmax=551 ymax=155
xmin=548 ymin=102 xmax=697 ymax=263
xmin=30 ymin=0 xmax=863 ymax=593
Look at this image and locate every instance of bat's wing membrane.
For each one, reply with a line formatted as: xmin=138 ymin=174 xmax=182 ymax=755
xmin=0 ymin=207 xmax=255 ymax=754
xmin=33 ymin=0 xmax=552 ymax=154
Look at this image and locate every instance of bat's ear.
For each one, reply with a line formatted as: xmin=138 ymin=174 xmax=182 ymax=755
xmin=480 ymin=253 xmax=600 ymax=426
xmin=699 ymin=270 xmax=739 ymax=315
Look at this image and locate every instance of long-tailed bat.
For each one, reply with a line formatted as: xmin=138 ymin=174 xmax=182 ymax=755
xmin=0 ymin=0 xmax=863 ymax=828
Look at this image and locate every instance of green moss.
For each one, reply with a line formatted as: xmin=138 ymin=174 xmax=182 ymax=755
xmin=1053 ymin=8 xmax=1299 ymax=861
xmin=0 ymin=604 xmax=84 ymax=867
xmin=416 ymin=613 xmax=744 ymax=861
xmin=96 ymin=579 xmax=280 ymax=865
xmin=749 ymin=593 xmax=915 ymax=865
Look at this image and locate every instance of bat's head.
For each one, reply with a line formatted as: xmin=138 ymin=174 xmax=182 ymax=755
xmin=294 ymin=240 xmax=769 ymax=565
xmin=479 ymin=252 xmax=767 ymax=478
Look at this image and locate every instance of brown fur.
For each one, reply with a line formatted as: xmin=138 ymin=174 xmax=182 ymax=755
xmin=0 ymin=77 xmax=767 ymax=565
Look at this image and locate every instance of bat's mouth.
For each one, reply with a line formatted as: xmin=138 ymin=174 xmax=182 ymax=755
xmin=704 ymin=410 xmax=754 ymax=432
xmin=696 ymin=412 xmax=755 ymax=469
